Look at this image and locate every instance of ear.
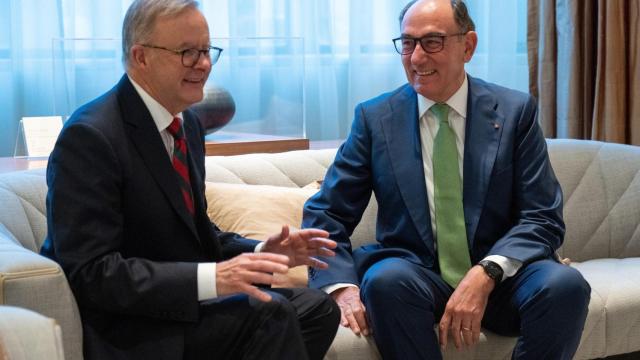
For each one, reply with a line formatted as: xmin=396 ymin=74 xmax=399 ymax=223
xmin=463 ymin=31 xmax=478 ymax=63
xmin=129 ymin=44 xmax=148 ymax=69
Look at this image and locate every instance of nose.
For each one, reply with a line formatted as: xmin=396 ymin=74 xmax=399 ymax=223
xmin=194 ymin=52 xmax=212 ymax=71
xmin=410 ymin=42 xmax=429 ymax=65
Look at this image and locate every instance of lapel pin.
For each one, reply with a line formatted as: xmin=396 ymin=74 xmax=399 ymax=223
xmin=493 ymin=122 xmax=500 ymax=129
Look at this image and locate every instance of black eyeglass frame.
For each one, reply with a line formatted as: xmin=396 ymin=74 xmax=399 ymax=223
xmin=140 ymin=44 xmax=223 ymax=67
xmin=392 ymin=33 xmax=467 ymax=55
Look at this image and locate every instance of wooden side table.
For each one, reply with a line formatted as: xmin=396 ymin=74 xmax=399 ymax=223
xmin=0 ymin=137 xmax=338 ymax=174
xmin=0 ymin=158 xmax=48 ymax=174
xmin=204 ymin=132 xmax=309 ymax=156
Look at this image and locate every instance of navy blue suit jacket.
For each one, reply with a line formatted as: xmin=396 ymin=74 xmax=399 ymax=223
xmin=41 ymin=75 xmax=259 ymax=358
xmin=303 ymin=76 xmax=565 ymax=289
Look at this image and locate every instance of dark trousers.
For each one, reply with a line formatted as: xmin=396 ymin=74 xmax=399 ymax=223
xmin=360 ymin=258 xmax=591 ymax=360
xmin=184 ymin=287 xmax=340 ymax=360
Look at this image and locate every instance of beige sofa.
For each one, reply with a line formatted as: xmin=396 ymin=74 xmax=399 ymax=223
xmin=1 ymin=139 xmax=639 ymax=359
xmin=0 ymin=305 xmax=65 ymax=360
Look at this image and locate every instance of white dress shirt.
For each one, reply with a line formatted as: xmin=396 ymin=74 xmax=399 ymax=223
xmin=323 ymin=76 xmax=520 ymax=295
xmin=417 ymin=75 xmax=521 ymax=280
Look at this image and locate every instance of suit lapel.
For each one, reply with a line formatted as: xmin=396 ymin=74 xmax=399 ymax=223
xmin=382 ymin=85 xmax=434 ymax=247
xmin=116 ymin=76 xmax=200 ymax=242
xmin=463 ymin=76 xmax=504 ymax=247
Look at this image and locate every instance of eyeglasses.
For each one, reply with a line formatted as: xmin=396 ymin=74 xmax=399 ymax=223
xmin=141 ymin=44 xmax=223 ymax=67
xmin=392 ymin=33 xmax=467 ymax=55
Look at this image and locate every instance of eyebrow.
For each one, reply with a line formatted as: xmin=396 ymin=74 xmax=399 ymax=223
xmin=401 ymin=32 xmax=447 ymax=38
xmin=175 ymin=41 xmax=212 ymax=50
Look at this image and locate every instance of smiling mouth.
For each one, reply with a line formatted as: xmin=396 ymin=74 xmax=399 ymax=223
xmin=415 ymin=70 xmax=436 ymax=76
xmin=183 ymin=78 xmax=203 ymax=84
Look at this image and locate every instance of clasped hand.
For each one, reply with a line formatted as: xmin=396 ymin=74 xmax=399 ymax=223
xmin=217 ymin=225 xmax=337 ymax=302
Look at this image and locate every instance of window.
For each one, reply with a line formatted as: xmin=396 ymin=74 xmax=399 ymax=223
xmin=0 ymin=0 xmax=529 ymax=156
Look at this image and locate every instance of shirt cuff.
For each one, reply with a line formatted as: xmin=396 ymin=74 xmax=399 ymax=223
xmin=321 ymin=283 xmax=359 ymax=294
xmin=197 ymin=263 xmax=217 ymax=301
xmin=483 ymin=255 xmax=522 ymax=281
xmin=254 ymin=242 xmax=265 ymax=253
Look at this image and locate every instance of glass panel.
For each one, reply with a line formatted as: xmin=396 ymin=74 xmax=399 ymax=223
xmin=51 ymin=37 xmax=305 ymax=140
xmin=208 ymin=37 xmax=305 ymax=140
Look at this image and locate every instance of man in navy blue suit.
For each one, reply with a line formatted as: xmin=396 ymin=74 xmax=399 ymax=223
xmin=41 ymin=0 xmax=339 ymax=359
xmin=303 ymin=0 xmax=590 ymax=359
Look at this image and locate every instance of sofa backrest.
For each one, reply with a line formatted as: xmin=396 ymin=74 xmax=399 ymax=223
xmin=0 ymin=139 xmax=638 ymax=263
xmin=547 ymin=140 xmax=640 ymax=261
xmin=0 ymin=169 xmax=48 ymax=253
xmin=203 ymin=149 xmax=379 ymax=251
xmin=204 ymin=139 xmax=640 ymax=262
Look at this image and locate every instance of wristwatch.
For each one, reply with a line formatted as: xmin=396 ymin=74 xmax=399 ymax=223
xmin=478 ymin=260 xmax=503 ymax=285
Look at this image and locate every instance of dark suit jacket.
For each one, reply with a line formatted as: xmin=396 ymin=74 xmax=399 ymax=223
xmin=41 ymin=75 xmax=259 ymax=359
xmin=303 ymin=75 xmax=565 ymax=289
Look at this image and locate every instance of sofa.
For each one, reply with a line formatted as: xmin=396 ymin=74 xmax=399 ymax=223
xmin=0 ymin=305 xmax=66 ymax=360
xmin=0 ymin=139 xmax=639 ymax=359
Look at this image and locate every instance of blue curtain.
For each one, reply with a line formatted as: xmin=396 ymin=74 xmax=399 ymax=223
xmin=0 ymin=0 xmax=527 ymax=157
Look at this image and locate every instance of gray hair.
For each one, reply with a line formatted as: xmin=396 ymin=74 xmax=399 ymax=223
xmin=122 ymin=0 xmax=200 ymax=68
xmin=398 ymin=0 xmax=475 ymax=32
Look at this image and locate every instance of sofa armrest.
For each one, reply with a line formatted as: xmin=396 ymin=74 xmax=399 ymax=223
xmin=0 ymin=236 xmax=83 ymax=360
xmin=0 ymin=305 xmax=65 ymax=360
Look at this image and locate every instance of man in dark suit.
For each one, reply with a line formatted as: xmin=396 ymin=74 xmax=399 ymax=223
xmin=303 ymin=0 xmax=590 ymax=359
xmin=41 ymin=0 xmax=340 ymax=359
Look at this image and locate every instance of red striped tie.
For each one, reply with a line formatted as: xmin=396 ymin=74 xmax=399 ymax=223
xmin=167 ymin=118 xmax=195 ymax=216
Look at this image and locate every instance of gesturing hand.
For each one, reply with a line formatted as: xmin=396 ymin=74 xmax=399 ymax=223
xmin=438 ymin=265 xmax=494 ymax=351
xmin=262 ymin=225 xmax=337 ymax=268
xmin=216 ymin=252 xmax=290 ymax=302
xmin=332 ymin=286 xmax=370 ymax=336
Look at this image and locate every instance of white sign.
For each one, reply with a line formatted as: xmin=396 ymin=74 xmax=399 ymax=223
xmin=21 ymin=116 xmax=63 ymax=157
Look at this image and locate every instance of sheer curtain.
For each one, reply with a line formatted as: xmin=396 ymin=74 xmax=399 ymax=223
xmin=0 ymin=0 xmax=129 ymax=157
xmin=204 ymin=0 xmax=528 ymax=141
xmin=0 ymin=0 xmax=527 ymax=156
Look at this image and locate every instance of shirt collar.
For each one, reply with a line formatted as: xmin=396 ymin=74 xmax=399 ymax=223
xmin=417 ymin=74 xmax=468 ymax=120
xmin=128 ymin=75 xmax=183 ymax=132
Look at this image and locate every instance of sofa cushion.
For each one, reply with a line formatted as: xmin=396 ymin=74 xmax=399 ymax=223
xmin=0 ymin=230 xmax=83 ymax=360
xmin=548 ymin=140 xmax=640 ymax=262
xmin=0 ymin=223 xmax=20 ymax=246
xmin=572 ymin=258 xmax=640 ymax=357
xmin=204 ymin=181 xmax=319 ymax=287
xmin=0 ymin=170 xmax=48 ymax=252
xmin=0 ymin=306 xmax=65 ymax=360
xmin=204 ymin=149 xmax=337 ymax=187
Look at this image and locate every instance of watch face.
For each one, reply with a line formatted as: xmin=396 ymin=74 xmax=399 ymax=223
xmin=481 ymin=261 xmax=503 ymax=282
xmin=487 ymin=264 xmax=500 ymax=277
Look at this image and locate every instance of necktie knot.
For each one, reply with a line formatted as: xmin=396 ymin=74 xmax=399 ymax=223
xmin=167 ymin=117 xmax=184 ymax=140
xmin=430 ymin=103 xmax=450 ymax=126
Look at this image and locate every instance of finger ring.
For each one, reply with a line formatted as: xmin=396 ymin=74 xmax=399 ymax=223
xmin=462 ymin=327 xmax=471 ymax=331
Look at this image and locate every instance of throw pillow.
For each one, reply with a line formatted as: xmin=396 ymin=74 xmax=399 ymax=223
xmin=204 ymin=182 xmax=319 ymax=287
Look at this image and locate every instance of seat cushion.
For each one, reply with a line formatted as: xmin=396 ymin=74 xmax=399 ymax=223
xmin=572 ymin=258 xmax=640 ymax=358
xmin=325 ymin=259 xmax=634 ymax=360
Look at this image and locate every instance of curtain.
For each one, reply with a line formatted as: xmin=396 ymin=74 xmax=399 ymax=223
xmin=0 ymin=0 xmax=527 ymax=157
xmin=0 ymin=1 xmax=64 ymax=157
xmin=528 ymin=0 xmax=640 ymax=145
xmin=0 ymin=0 xmax=128 ymax=157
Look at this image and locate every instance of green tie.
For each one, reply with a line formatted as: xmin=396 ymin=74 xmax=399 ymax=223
xmin=431 ymin=103 xmax=471 ymax=287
